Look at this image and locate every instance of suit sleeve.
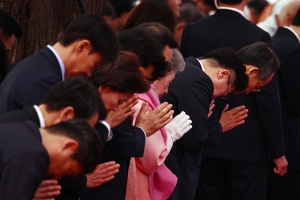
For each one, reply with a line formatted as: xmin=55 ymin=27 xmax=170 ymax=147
xmin=278 ymin=48 xmax=300 ymax=118
xmin=176 ymin=76 xmax=214 ymax=152
xmin=105 ymin=117 xmax=146 ymax=158
xmin=255 ymin=74 xmax=285 ymax=159
xmin=0 ymin=151 xmax=49 ymax=200
xmin=259 ymin=31 xmax=272 ymax=48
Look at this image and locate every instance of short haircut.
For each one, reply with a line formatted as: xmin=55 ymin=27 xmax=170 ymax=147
xmin=101 ymin=1 xmax=116 ymax=18
xmin=219 ymin=0 xmax=243 ymax=5
xmin=41 ymin=76 xmax=106 ymax=120
xmin=202 ymin=48 xmax=248 ymax=91
xmin=118 ymin=28 xmax=168 ymax=81
xmin=90 ymin=51 xmax=150 ymax=93
xmin=237 ymin=42 xmax=280 ymax=80
xmin=108 ymin=0 xmax=134 ymax=17
xmin=169 ymin=48 xmax=185 ymax=73
xmin=57 ymin=13 xmax=118 ymax=67
xmin=247 ymin=0 xmax=269 ymax=16
xmin=0 ymin=9 xmax=22 ymax=40
xmin=0 ymin=40 xmax=8 ymax=82
xmin=177 ymin=3 xmax=204 ymax=24
xmin=123 ymin=0 xmax=175 ymax=33
xmin=45 ymin=119 xmax=102 ymax=173
xmin=135 ymin=22 xmax=178 ymax=50
xmin=292 ymin=7 xmax=300 ymax=25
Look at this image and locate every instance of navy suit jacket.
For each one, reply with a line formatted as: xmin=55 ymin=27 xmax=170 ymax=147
xmin=272 ymin=27 xmax=300 ymax=170
xmin=0 ymin=106 xmax=39 ymax=125
xmin=160 ymin=58 xmax=215 ymax=200
xmin=180 ymin=9 xmax=284 ymax=164
xmin=82 ymin=117 xmax=145 ymax=200
xmin=0 ymin=121 xmax=49 ymax=200
xmin=0 ymin=46 xmax=62 ymax=115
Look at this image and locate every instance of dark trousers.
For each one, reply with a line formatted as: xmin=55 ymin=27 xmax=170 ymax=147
xmin=195 ymin=157 xmax=267 ymax=200
xmin=266 ymin=166 xmax=300 ymax=200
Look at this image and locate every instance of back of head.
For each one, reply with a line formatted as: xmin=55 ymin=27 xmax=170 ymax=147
xmin=108 ymin=0 xmax=134 ymax=17
xmin=45 ymin=118 xmax=102 ymax=173
xmin=118 ymin=27 xmax=169 ymax=81
xmin=170 ymin=48 xmax=185 ymax=73
xmin=218 ymin=0 xmax=243 ymax=5
xmin=136 ymin=22 xmax=178 ymax=49
xmin=276 ymin=1 xmax=300 ymax=26
xmin=57 ymin=13 xmax=118 ymax=67
xmin=247 ymin=0 xmax=269 ymax=16
xmin=237 ymin=42 xmax=280 ymax=80
xmin=291 ymin=7 xmax=300 ymax=25
xmin=41 ymin=76 xmax=106 ymax=120
xmin=101 ymin=1 xmax=116 ymax=18
xmin=123 ymin=0 xmax=175 ymax=33
xmin=90 ymin=51 xmax=150 ymax=94
xmin=0 ymin=9 xmax=22 ymax=41
xmin=178 ymin=2 xmax=204 ymax=24
xmin=203 ymin=48 xmax=248 ymax=91
xmin=0 ymin=40 xmax=8 ymax=82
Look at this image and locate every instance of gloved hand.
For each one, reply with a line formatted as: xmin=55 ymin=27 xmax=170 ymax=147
xmin=165 ymin=111 xmax=192 ymax=142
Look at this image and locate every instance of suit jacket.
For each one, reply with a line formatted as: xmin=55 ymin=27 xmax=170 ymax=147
xmin=0 ymin=106 xmax=39 ymax=126
xmin=180 ymin=9 xmax=271 ymax=58
xmin=272 ymin=27 xmax=300 ymax=170
xmin=180 ymin=9 xmax=285 ymax=164
xmin=0 ymin=46 xmax=62 ymax=115
xmin=0 ymin=121 xmax=49 ymax=200
xmin=82 ymin=117 xmax=146 ymax=200
xmin=160 ymin=58 xmax=216 ymax=200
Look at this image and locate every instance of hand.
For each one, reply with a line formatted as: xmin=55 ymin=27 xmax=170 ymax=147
xmin=273 ymin=156 xmax=288 ymax=176
xmin=135 ymin=102 xmax=174 ymax=137
xmin=106 ymin=96 xmax=138 ymax=128
xmin=219 ymin=104 xmax=248 ymax=132
xmin=165 ymin=111 xmax=192 ymax=142
xmin=208 ymin=100 xmax=215 ymax=118
xmin=86 ymin=161 xmax=120 ymax=188
xmin=33 ymin=180 xmax=61 ymax=200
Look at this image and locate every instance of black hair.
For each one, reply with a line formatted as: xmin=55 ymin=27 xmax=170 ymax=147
xmin=203 ymin=48 xmax=248 ymax=91
xmin=237 ymin=42 xmax=280 ymax=80
xmin=0 ymin=39 xmax=8 ymax=83
xmin=90 ymin=51 xmax=149 ymax=94
xmin=57 ymin=13 xmax=118 ymax=67
xmin=219 ymin=0 xmax=243 ymax=5
xmin=101 ymin=1 xmax=116 ymax=18
xmin=0 ymin=9 xmax=22 ymax=40
xmin=107 ymin=0 xmax=134 ymax=17
xmin=123 ymin=0 xmax=175 ymax=33
xmin=117 ymin=27 xmax=168 ymax=81
xmin=247 ymin=0 xmax=269 ymax=16
xmin=41 ymin=76 xmax=106 ymax=120
xmin=45 ymin=119 xmax=102 ymax=173
xmin=177 ymin=2 xmax=204 ymax=24
xmin=291 ymin=7 xmax=300 ymax=25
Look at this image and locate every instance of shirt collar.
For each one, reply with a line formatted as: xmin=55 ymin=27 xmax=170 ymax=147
xmin=217 ymin=7 xmax=245 ymax=18
xmin=33 ymin=105 xmax=46 ymax=128
xmin=284 ymin=26 xmax=300 ymax=44
xmin=47 ymin=45 xmax=65 ymax=80
xmin=196 ymin=58 xmax=205 ymax=72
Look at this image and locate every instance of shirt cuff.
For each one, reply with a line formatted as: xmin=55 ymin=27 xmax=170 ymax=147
xmin=135 ymin=126 xmax=147 ymax=139
xmin=99 ymin=120 xmax=113 ymax=141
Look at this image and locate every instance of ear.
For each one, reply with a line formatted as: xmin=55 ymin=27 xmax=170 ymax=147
xmin=75 ymin=40 xmax=91 ymax=53
xmin=217 ymin=70 xmax=230 ymax=80
xmin=98 ymin=85 xmax=108 ymax=93
xmin=246 ymin=66 xmax=259 ymax=76
xmin=60 ymin=106 xmax=75 ymax=121
xmin=175 ymin=22 xmax=186 ymax=32
xmin=62 ymin=139 xmax=78 ymax=153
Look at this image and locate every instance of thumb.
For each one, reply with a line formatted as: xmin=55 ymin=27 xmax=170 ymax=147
xmin=223 ymin=104 xmax=229 ymax=113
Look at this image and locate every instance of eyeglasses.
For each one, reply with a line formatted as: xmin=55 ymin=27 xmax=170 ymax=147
xmin=219 ymin=75 xmax=230 ymax=99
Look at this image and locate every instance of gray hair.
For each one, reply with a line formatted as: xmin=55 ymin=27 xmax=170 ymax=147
xmin=169 ymin=48 xmax=185 ymax=73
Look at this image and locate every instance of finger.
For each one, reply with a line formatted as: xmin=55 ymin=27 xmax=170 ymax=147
xmin=37 ymin=185 xmax=62 ymax=194
xmin=230 ymin=105 xmax=246 ymax=114
xmin=155 ymin=104 xmax=173 ymax=118
xmin=181 ymin=125 xmax=192 ymax=134
xmin=138 ymin=102 xmax=149 ymax=115
xmin=152 ymin=102 xmax=169 ymax=115
xmin=124 ymin=99 xmax=138 ymax=111
xmin=223 ymin=104 xmax=229 ymax=112
xmin=39 ymin=180 xmax=59 ymax=187
xmin=158 ymin=111 xmax=174 ymax=127
xmin=34 ymin=188 xmax=61 ymax=198
xmin=97 ymin=161 xmax=116 ymax=169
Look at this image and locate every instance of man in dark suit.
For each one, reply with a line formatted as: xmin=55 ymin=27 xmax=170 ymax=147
xmin=82 ymin=23 xmax=176 ymax=200
xmin=160 ymin=48 xmax=248 ymax=200
xmin=179 ymin=0 xmax=287 ymax=199
xmin=267 ymin=9 xmax=300 ymax=200
xmin=0 ymin=119 xmax=102 ymax=200
xmin=0 ymin=13 xmax=118 ymax=115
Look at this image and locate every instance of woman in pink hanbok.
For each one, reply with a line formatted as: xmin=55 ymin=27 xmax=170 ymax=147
xmin=126 ymin=49 xmax=192 ymax=200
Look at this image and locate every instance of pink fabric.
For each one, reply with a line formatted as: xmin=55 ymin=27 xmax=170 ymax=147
xmin=126 ymin=86 xmax=177 ymax=200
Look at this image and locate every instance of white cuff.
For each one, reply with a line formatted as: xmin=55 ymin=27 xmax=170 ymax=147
xmin=99 ymin=120 xmax=112 ymax=141
xmin=135 ymin=126 xmax=147 ymax=139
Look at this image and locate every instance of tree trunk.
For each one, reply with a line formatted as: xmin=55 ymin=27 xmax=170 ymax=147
xmin=0 ymin=0 xmax=104 ymax=63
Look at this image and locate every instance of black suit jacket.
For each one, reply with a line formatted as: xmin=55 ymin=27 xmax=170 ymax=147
xmin=0 ymin=106 xmax=39 ymax=125
xmin=0 ymin=121 xmax=49 ymax=200
xmin=180 ymin=9 xmax=271 ymax=58
xmin=82 ymin=117 xmax=146 ymax=200
xmin=0 ymin=46 xmax=62 ymax=115
xmin=160 ymin=58 xmax=215 ymax=200
xmin=272 ymin=27 xmax=300 ymax=170
xmin=180 ymin=9 xmax=284 ymax=164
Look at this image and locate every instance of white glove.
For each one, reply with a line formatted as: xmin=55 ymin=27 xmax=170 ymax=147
xmin=165 ymin=111 xmax=192 ymax=142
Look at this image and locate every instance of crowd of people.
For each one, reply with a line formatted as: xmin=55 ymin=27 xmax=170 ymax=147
xmin=0 ymin=0 xmax=300 ymax=199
